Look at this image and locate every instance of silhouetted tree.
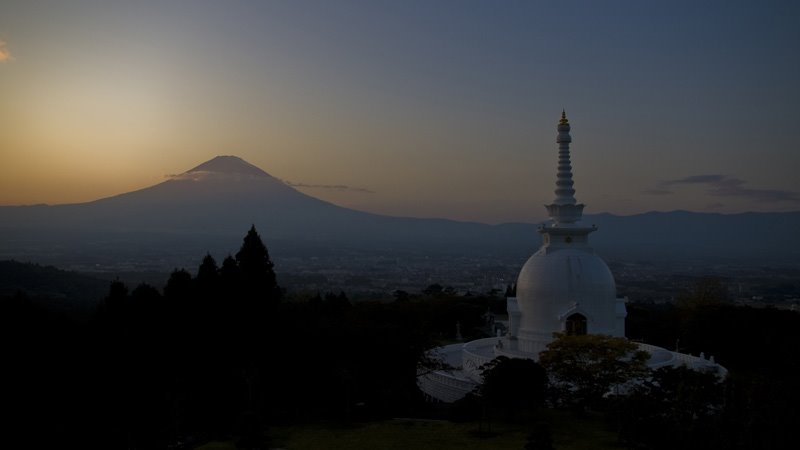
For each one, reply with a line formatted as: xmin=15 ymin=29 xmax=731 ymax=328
xmin=479 ymin=356 xmax=547 ymax=419
xmin=323 ymin=291 xmax=351 ymax=314
xmin=131 ymin=282 xmax=160 ymax=304
xmin=539 ymin=333 xmax=650 ymax=411
xmin=104 ymin=279 xmax=129 ymax=313
xmin=164 ymin=268 xmax=193 ymax=313
xmin=129 ymin=282 xmax=163 ymax=343
xmin=130 ymin=282 xmax=162 ymax=325
xmin=196 ymin=253 xmax=219 ymax=289
xmin=423 ymin=283 xmax=443 ymax=296
xmin=99 ymin=279 xmax=131 ymax=345
xmin=393 ymin=290 xmax=410 ymax=302
xmin=626 ymin=301 xmax=800 ymax=449
xmin=235 ymin=225 xmax=280 ymax=303
xmin=193 ymin=253 xmax=220 ymax=329
xmin=614 ymin=365 xmax=724 ymax=450
xmin=220 ymin=254 xmax=239 ymax=288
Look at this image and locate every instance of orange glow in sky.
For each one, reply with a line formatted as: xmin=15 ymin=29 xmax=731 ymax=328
xmin=1 ymin=1 xmax=799 ymax=223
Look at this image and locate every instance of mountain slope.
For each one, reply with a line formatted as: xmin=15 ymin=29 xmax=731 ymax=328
xmin=0 ymin=156 xmax=798 ymax=269
xmin=0 ymin=156 xmax=537 ymax=268
xmin=0 ymin=260 xmax=108 ymax=316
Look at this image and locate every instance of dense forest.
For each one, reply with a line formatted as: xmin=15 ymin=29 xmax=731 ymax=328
xmin=2 ymin=227 xmax=799 ymax=449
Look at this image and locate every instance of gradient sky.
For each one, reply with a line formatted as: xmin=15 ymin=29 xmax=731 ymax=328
xmin=1 ymin=0 xmax=799 ymax=223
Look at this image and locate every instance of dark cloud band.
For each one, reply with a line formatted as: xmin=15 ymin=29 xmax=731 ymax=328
xmin=646 ymin=174 xmax=799 ymax=203
xmin=285 ymin=181 xmax=375 ymax=194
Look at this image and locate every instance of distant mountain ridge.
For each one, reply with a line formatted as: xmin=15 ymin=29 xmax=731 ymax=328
xmin=585 ymin=210 xmax=800 ymax=263
xmin=1 ymin=156 xmax=798 ymax=270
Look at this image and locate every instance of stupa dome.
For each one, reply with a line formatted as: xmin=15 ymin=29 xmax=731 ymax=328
xmin=515 ymin=247 xmax=619 ymax=352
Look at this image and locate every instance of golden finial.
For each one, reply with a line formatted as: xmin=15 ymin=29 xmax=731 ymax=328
xmin=559 ymin=109 xmax=569 ymax=126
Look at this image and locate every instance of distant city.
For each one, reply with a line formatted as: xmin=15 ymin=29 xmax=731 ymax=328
xmin=7 ymin=247 xmax=796 ymax=310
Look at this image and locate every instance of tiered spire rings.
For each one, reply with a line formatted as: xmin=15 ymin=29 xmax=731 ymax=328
xmin=545 ymin=111 xmax=585 ymax=225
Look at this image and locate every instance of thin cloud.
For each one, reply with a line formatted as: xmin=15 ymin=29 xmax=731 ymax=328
xmin=165 ymin=171 xmax=262 ymax=181
xmin=646 ymin=174 xmax=800 ymax=203
xmin=662 ymin=174 xmax=727 ymax=185
xmin=286 ymin=181 xmax=375 ymax=194
xmin=166 ymin=172 xmax=207 ymax=181
xmin=642 ymin=188 xmax=673 ymax=196
xmin=0 ymin=40 xmax=12 ymax=62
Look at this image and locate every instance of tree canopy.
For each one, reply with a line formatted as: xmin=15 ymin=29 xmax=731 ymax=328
xmin=478 ymin=356 xmax=547 ymax=416
xmin=538 ymin=333 xmax=650 ymax=410
xmin=614 ymin=365 xmax=725 ymax=449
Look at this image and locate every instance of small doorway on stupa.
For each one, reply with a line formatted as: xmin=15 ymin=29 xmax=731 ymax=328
xmin=565 ymin=313 xmax=587 ymax=336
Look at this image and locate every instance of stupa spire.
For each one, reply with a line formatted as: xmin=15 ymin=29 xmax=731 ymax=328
xmin=546 ymin=111 xmax=585 ymax=225
xmin=559 ymin=109 xmax=568 ymax=126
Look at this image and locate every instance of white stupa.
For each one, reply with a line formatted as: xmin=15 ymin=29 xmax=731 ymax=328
xmin=511 ymin=111 xmax=625 ymax=355
xmin=418 ymin=112 xmax=726 ymax=403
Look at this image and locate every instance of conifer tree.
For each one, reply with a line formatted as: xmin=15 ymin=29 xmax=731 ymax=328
xmin=220 ymin=255 xmax=239 ymax=285
xmin=104 ymin=279 xmax=129 ymax=312
xmin=194 ymin=254 xmax=220 ymax=319
xmin=196 ymin=253 xmax=219 ymax=286
xmin=164 ymin=269 xmax=192 ymax=303
xmin=235 ymin=225 xmax=280 ymax=303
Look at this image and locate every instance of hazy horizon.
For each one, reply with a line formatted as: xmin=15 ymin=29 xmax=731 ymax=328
xmin=4 ymin=153 xmax=800 ymax=226
xmin=2 ymin=1 xmax=799 ymax=223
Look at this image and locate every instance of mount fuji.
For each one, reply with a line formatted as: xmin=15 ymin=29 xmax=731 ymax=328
xmin=1 ymin=156 xmax=798 ymax=271
xmin=0 ymin=156 xmax=536 ymax=268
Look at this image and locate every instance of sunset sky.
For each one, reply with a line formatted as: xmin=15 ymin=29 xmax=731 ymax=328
xmin=1 ymin=1 xmax=798 ymax=223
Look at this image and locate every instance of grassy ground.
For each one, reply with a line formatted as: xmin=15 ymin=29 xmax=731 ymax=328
xmin=270 ymin=419 xmax=526 ymax=450
xmin=196 ymin=409 xmax=621 ymax=450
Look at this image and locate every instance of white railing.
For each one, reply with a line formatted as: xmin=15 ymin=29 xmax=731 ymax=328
xmin=636 ymin=342 xmax=727 ymax=377
xmin=420 ymin=340 xmax=728 ymax=403
xmin=462 ymin=337 xmax=499 ymax=379
xmin=417 ymin=370 xmax=477 ymax=403
xmin=636 ymin=343 xmax=677 ymax=367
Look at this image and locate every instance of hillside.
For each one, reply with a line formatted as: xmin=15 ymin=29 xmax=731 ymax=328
xmin=0 ymin=260 xmax=108 ymax=315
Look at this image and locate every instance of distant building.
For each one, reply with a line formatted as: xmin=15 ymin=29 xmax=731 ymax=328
xmin=418 ymin=112 xmax=726 ymax=402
